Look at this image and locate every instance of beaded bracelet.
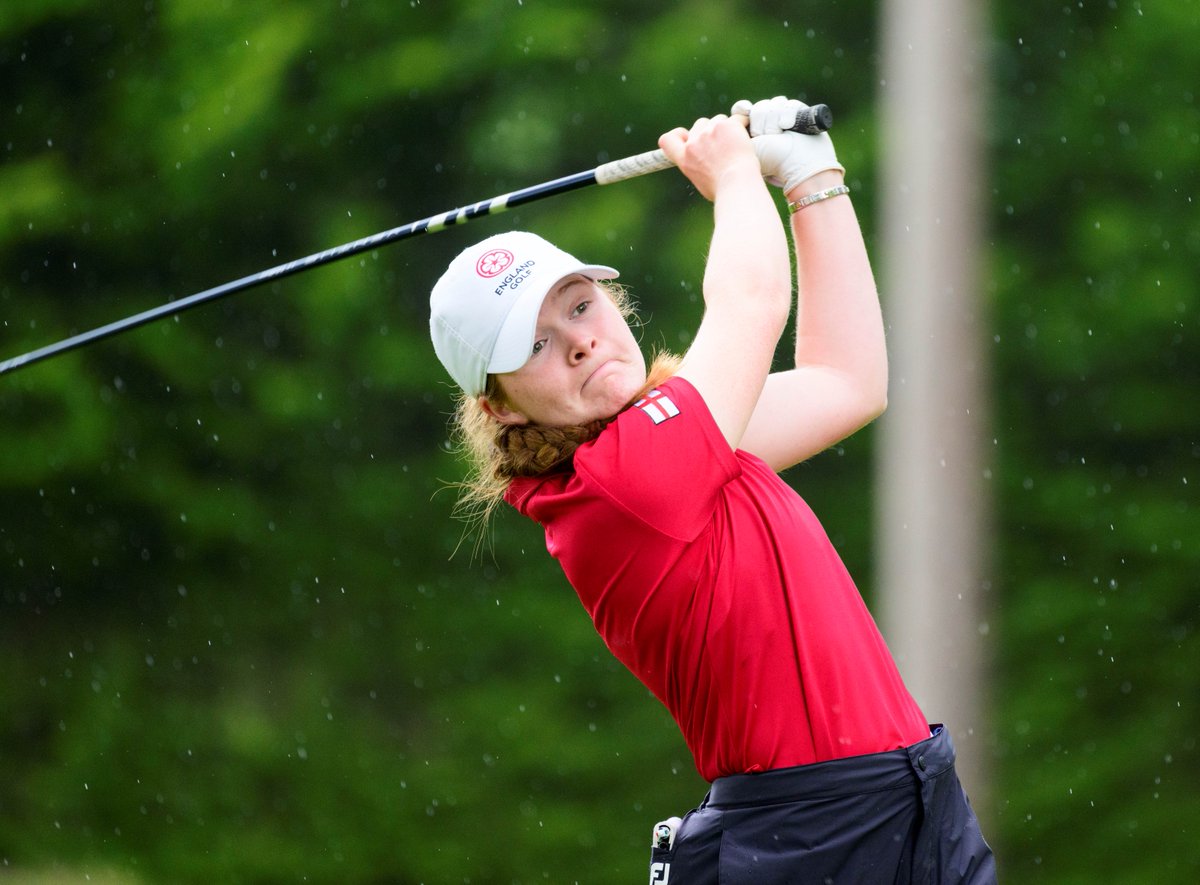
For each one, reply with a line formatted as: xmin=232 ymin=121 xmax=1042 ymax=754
xmin=788 ymin=184 xmax=851 ymax=214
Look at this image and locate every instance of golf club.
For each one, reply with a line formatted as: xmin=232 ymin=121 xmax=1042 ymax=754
xmin=0 ymin=103 xmax=832 ymax=376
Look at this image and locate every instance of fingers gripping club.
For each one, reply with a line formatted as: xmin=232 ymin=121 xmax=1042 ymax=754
xmin=595 ymin=103 xmax=832 ymax=185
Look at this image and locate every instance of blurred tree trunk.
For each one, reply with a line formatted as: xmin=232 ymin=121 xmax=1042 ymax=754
xmin=876 ymin=0 xmax=993 ymax=816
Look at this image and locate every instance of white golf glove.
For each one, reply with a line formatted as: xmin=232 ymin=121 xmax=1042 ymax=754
xmin=731 ymin=96 xmax=844 ymax=192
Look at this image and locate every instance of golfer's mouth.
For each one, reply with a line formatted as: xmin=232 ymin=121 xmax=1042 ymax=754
xmin=582 ymin=359 xmax=615 ymax=391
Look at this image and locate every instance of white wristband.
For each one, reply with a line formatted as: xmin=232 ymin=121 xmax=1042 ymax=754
xmin=787 ymin=185 xmax=850 ymax=214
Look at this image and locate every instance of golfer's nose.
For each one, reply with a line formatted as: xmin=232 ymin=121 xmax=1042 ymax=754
xmin=566 ymin=331 xmax=596 ymax=365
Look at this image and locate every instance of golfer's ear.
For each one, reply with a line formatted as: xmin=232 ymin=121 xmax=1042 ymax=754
xmin=479 ymin=395 xmax=528 ymax=426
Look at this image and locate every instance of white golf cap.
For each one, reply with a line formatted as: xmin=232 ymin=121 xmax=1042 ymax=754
xmin=429 ymin=231 xmax=619 ymax=396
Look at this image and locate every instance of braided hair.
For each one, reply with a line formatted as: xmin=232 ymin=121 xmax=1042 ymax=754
xmin=495 ymin=419 xmax=614 ymax=477
xmin=448 ymin=349 xmax=682 ymax=544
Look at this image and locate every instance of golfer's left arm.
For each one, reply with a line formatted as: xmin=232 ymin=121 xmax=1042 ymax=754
xmin=734 ymin=98 xmax=888 ymax=472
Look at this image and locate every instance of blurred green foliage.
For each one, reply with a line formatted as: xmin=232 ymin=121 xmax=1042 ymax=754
xmin=1 ymin=0 xmax=1196 ymax=882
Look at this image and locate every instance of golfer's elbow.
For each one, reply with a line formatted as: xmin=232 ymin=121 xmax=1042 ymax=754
xmin=854 ymin=367 xmax=889 ymax=426
xmin=860 ymin=334 xmax=890 ymax=419
xmin=866 ymin=389 xmax=888 ymax=424
xmin=753 ymin=270 xmax=793 ymax=334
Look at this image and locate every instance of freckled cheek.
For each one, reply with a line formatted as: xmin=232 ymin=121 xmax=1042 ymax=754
xmin=528 ymin=372 xmax=575 ymax=410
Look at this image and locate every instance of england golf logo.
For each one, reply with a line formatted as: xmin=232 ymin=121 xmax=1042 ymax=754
xmin=476 ymin=248 xmax=514 ymax=278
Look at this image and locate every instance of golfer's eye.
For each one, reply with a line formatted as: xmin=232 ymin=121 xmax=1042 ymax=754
xmin=573 ymin=300 xmax=591 ymax=316
xmin=531 ymin=338 xmax=546 ymax=356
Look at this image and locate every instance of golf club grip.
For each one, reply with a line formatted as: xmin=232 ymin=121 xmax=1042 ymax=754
xmin=595 ymin=102 xmax=833 ymax=185
xmin=791 ymin=103 xmax=833 ymax=135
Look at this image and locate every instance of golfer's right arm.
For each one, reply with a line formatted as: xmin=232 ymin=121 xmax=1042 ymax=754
xmin=657 ymin=115 xmax=792 ymax=452
xmin=733 ymin=97 xmax=888 ymax=473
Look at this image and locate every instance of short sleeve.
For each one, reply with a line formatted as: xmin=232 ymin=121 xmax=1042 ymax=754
xmin=571 ymin=377 xmax=741 ymax=541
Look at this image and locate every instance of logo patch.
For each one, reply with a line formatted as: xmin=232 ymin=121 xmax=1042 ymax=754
xmin=634 ymin=389 xmax=680 ymax=425
xmin=476 ymin=248 xmax=514 ymax=278
xmin=492 ymin=260 xmax=535 ymax=296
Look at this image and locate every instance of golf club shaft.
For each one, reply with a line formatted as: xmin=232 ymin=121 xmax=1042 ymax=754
xmin=0 ymin=104 xmax=831 ymax=376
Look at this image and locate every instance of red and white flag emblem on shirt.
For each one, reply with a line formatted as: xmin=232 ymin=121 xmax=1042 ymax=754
xmin=633 ymin=389 xmax=680 ymax=425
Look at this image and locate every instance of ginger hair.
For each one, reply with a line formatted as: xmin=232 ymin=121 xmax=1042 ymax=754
xmin=445 ymin=282 xmax=682 ymax=545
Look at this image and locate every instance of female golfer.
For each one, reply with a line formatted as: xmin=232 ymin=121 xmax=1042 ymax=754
xmin=429 ymin=96 xmax=995 ymax=882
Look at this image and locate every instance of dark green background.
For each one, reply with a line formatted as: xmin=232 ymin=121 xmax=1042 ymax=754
xmin=2 ymin=1 xmax=1196 ymax=881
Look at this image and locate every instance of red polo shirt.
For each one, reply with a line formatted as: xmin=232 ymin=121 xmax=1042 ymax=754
xmin=506 ymin=377 xmax=929 ymax=781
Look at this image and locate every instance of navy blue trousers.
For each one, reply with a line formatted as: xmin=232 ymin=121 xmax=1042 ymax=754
xmin=648 ymin=726 xmax=996 ymax=884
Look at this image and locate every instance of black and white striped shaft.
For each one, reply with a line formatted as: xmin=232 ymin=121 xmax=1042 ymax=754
xmin=0 ymin=103 xmax=831 ymax=376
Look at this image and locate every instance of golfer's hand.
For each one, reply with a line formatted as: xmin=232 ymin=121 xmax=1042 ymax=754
xmin=732 ymin=96 xmax=844 ymax=192
xmin=658 ymin=115 xmax=761 ymax=203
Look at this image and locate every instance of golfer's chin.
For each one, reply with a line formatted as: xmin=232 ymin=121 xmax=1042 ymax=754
xmin=582 ymin=367 xmax=646 ymax=421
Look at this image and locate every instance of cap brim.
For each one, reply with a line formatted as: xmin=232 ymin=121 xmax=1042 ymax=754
xmin=487 ymin=264 xmax=619 ymax=376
